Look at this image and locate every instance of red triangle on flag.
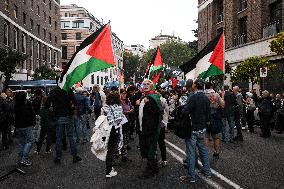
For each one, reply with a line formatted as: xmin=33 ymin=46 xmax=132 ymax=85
xmin=86 ymin=24 xmax=115 ymax=66
xmin=153 ymin=47 xmax=163 ymax=67
xmin=209 ymin=33 xmax=224 ymax=71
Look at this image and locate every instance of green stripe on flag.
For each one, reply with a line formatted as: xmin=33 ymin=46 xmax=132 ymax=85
xmin=63 ymin=57 xmax=113 ymax=90
xmin=198 ymin=64 xmax=224 ymax=79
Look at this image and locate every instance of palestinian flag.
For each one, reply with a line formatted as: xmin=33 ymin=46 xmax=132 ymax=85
xmin=144 ymin=62 xmax=151 ymax=79
xmin=180 ymin=32 xmax=224 ymax=80
xmin=149 ymin=47 xmax=163 ymax=83
xmin=58 ymin=23 xmax=115 ymax=91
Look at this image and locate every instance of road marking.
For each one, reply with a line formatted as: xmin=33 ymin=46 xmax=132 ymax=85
xmin=165 ymin=139 xmax=243 ymax=189
xmin=166 ymin=147 xmax=224 ymax=189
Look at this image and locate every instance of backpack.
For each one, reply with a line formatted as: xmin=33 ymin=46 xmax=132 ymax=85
xmin=171 ymin=106 xmax=192 ymax=139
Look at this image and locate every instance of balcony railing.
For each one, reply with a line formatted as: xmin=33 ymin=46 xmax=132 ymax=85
xmin=217 ymin=14 xmax=224 ymax=23
xmin=263 ymin=21 xmax=282 ymax=38
xmin=239 ymin=0 xmax=247 ymax=12
xmin=234 ymin=34 xmax=247 ymax=46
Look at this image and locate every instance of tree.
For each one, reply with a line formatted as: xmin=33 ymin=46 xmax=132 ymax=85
xmin=0 ymin=47 xmax=29 ymax=90
xmin=33 ymin=65 xmax=57 ymax=80
xmin=123 ymin=52 xmax=140 ymax=83
xmin=231 ymin=57 xmax=276 ymax=90
xmin=270 ymin=32 xmax=284 ymax=55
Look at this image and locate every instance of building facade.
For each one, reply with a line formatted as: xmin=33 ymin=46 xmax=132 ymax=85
xmin=60 ymin=4 xmax=124 ymax=90
xmin=124 ymin=44 xmax=146 ymax=57
xmin=0 ymin=0 xmax=61 ymax=80
xmin=198 ymin=0 xmax=284 ymax=92
xmin=149 ymin=34 xmax=181 ymax=49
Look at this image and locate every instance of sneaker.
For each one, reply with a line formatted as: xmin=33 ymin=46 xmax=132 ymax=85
xmin=106 ymin=168 xmax=117 ymax=178
xmin=180 ymin=176 xmax=195 ymax=183
xmin=161 ymin=161 xmax=168 ymax=167
xmin=19 ymin=160 xmax=32 ymax=166
xmin=73 ymin=156 xmax=82 ymax=164
xmin=54 ymin=158 xmax=61 ymax=165
xmin=45 ymin=149 xmax=52 ymax=154
xmin=34 ymin=150 xmax=40 ymax=154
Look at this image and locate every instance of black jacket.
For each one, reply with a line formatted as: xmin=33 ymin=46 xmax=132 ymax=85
xmin=223 ymin=90 xmax=237 ymax=117
xmin=182 ymin=91 xmax=210 ymax=131
xmin=14 ymin=100 xmax=36 ymax=128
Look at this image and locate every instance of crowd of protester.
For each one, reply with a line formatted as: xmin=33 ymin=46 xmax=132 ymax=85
xmin=0 ymin=78 xmax=283 ymax=182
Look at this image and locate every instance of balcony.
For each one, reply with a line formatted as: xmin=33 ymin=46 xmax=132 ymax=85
xmin=234 ymin=34 xmax=247 ymax=47
xmin=239 ymin=0 xmax=247 ymax=12
xmin=263 ymin=21 xmax=282 ymax=38
xmin=217 ymin=14 xmax=224 ymax=24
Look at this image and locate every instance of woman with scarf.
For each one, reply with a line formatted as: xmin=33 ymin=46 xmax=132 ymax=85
xmin=138 ymin=79 xmax=162 ymax=178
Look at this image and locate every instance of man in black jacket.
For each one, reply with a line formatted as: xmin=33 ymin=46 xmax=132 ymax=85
xmin=222 ymin=85 xmax=237 ymax=143
xmin=180 ymin=79 xmax=212 ymax=183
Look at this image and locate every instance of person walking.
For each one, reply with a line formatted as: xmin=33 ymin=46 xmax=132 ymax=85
xmin=245 ymin=92 xmax=256 ymax=133
xmin=46 ymin=86 xmax=82 ymax=164
xmin=14 ymin=91 xmax=36 ymax=166
xmin=139 ymin=79 xmax=162 ymax=178
xmin=180 ymin=79 xmax=212 ymax=183
xmin=259 ymin=90 xmax=274 ymax=138
xmin=205 ymin=82 xmax=225 ymax=159
xmin=101 ymin=91 xmax=127 ymax=178
xmin=222 ymin=85 xmax=237 ymax=143
xmin=233 ymin=86 xmax=244 ymax=141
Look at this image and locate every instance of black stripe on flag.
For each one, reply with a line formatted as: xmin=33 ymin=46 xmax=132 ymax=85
xmin=59 ymin=24 xmax=107 ymax=82
xmin=179 ymin=32 xmax=223 ymax=74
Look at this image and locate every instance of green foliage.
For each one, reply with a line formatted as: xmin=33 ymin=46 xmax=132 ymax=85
xmin=33 ymin=65 xmax=57 ymax=80
xmin=123 ymin=52 xmax=140 ymax=83
xmin=270 ymin=32 xmax=284 ymax=55
xmin=231 ymin=57 xmax=277 ymax=89
xmin=0 ymin=47 xmax=29 ymax=90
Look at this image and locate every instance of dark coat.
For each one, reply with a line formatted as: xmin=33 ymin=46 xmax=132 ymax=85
xmin=182 ymin=91 xmax=210 ymax=131
xmin=14 ymin=100 xmax=36 ymax=128
xmin=223 ymin=91 xmax=237 ymax=117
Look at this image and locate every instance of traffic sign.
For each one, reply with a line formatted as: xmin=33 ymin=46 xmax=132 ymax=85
xmin=260 ymin=67 xmax=267 ymax=78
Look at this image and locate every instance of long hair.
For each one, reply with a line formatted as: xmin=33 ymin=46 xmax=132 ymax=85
xmin=106 ymin=91 xmax=121 ymax=106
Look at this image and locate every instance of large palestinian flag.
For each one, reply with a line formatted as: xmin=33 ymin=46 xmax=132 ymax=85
xmin=180 ymin=32 xmax=224 ymax=80
xmin=149 ymin=47 xmax=163 ymax=83
xmin=58 ymin=23 xmax=115 ymax=91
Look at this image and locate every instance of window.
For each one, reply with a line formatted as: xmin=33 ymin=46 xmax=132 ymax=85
xmin=91 ymin=75 xmax=94 ymax=85
xmin=44 ymin=12 xmax=46 ymax=21
xmin=55 ymin=6 xmax=58 ymax=15
xmin=48 ymin=48 xmax=52 ymax=63
xmin=23 ymin=12 xmax=27 ymax=25
xmin=75 ymin=45 xmax=80 ymax=52
xmin=4 ymin=0 xmax=9 ymax=11
xmin=22 ymin=34 xmax=27 ymax=54
xmin=37 ymin=24 xmax=40 ymax=35
xmin=62 ymin=46 xmax=67 ymax=59
xmin=30 ymin=19 xmax=34 ymax=30
xmin=76 ymin=32 xmax=81 ymax=40
xmin=97 ymin=76 xmax=99 ymax=84
xmin=31 ymin=0 xmax=34 ymax=9
xmin=43 ymin=45 xmax=47 ymax=61
xmin=72 ymin=20 xmax=84 ymax=28
xmin=49 ymin=16 xmax=51 ymax=25
xmin=55 ymin=36 xmax=57 ymax=43
xmin=30 ymin=38 xmax=34 ymax=70
xmin=239 ymin=0 xmax=247 ymax=11
xmin=61 ymin=21 xmax=70 ymax=28
xmin=43 ymin=28 xmax=46 ymax=39
xmin=13 ymin=28 xmax=18 ymax=50
xmin=65 ymin=13 xmax=68 ymax=17
xmin=54 ymin=51 xmax=57 ymax=65
xmin=4 ymin=21 xmax=9 ymax=46
xmin=37 ymin=42 xmax=40 ymax=59
xmin=37 ymin=5 xmax=40 ymax=15
xmin=49 ymin=0 xmax=52 ymax=10
xmin=49 ymin=33 xmax=52 ymax=42
xmin=55 ymin=21 xmax=57 ymax=30
xmin=62 ymin=33 xmax=67 ymax=40
xmin=14 ymin=5 xmax=18 ymax=18
xmin=101 ymin=77 xmax=103 ymax=85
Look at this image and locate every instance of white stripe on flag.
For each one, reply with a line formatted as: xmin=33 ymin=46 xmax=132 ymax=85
xmin=194 ymin=52 xmax=213 ymax=78
xmin=185 ymin=69 xmax=195 ymax=80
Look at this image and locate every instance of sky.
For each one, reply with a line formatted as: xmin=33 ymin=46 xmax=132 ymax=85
xmin=61 ymin=0 xmax=198 ymax=49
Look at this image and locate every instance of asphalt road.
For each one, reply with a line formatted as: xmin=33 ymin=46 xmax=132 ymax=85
xmin=0 ymin=126 xmax=283 ymax=189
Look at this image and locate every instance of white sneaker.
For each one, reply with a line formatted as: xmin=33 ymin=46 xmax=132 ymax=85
xmin=106 ymin=168 xmax=117 ymax=178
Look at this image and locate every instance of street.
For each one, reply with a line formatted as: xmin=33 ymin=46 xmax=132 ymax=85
xmin=0 ymin=127 xmax=283 ymax=189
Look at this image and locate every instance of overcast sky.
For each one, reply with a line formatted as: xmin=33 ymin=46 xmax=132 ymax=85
xmin=61 ymin=0 xmax=198 ymax=49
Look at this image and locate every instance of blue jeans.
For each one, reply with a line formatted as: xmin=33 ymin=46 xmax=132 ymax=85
xmin=55 ymin=117 xmax=77 ymax=159
xmin=186 ymin=129 xmax=212 ymax=179
xmin=17 ymin=127 xmax=33 ymax=162
xmin=74 ymin=114 xmax=88 ymax=143
xmin=222 ymin=116 xmax=235 ymax=141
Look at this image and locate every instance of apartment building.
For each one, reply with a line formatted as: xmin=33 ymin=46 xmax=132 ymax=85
xmin=198 ymin=0 xmax=283 ymax=91
xmin=0 ymin=0 xmax=61 ymax=80
xmin=60 ymin=4 xmax=124 ymax=89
